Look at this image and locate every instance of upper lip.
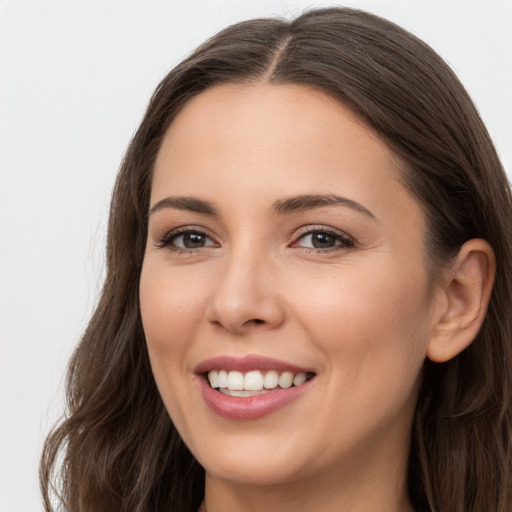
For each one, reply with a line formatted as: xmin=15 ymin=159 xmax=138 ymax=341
xmin=194 ymin=355 xmax=315 ymax=375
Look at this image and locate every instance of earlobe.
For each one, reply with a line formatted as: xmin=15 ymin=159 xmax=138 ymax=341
xmin=427 ymin=239 xmax=495 ymax=363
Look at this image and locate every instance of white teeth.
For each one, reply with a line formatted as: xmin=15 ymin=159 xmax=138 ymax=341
xmin=227 ymin=371 xmax=244 ymax=390
xmin=208 ymin=370 xmax=219 ymax=388
xmin=293 ymin=372 xmax=307 ymax=386
xmin=278 ymin=371 xmax=294 ymax=389
xmin=219 ymin=389 xmax=270 ymax=397
xmin=218 ymin=370 xmax=228 ymax=388
xmin=207 ymin=369 xmax=311 ymax=391
xmin=244 ymin=370 xmax=264 ymax=391
xmin=263 ymin=370 xmax=279 ymax=389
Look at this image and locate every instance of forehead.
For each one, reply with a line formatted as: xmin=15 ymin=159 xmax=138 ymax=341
xmin=157 ymin=83 xmax=388 ymax=170
xmin=152 ymin=83 xmax=420 ymax=226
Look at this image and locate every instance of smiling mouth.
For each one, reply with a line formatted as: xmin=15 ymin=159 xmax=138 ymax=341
xmin=206 ymin=369 xmax=316 ymax=397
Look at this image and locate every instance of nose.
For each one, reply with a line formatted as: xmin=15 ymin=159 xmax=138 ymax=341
xmin=206 ymin=247 xmax=286 ymax=335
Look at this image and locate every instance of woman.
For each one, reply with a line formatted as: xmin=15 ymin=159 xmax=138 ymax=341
xmin=40 ymin=7 xmax=512 ymax=512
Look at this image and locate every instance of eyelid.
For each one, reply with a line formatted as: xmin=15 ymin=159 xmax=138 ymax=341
xmin=155 ymin=225 xmax=219 ymax=250
xmin=289 ymin=225 xmax=355 ymax=250
xmin=153 ymin=224 xmax=354 ymax=253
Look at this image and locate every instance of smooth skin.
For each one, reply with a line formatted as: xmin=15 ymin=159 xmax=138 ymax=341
xmin=139 ymin=83 xmax=495 ymax=512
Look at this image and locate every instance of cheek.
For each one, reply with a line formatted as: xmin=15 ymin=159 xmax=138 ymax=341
xmin=139 ymin=259 xmax=212 ymax=418
xmin=288 ymin=265 xmax=431 ymax=450
xmin=139 ymin=261 xmax=208 ymax=435
xmin=140 ymin=261 xmax=206 ymax=354
xmin=291 ymin=260 xmax=431 ymax=386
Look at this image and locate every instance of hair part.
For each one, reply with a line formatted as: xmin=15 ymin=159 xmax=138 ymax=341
xmin=41 ymin=7 xmax=512 ymax=512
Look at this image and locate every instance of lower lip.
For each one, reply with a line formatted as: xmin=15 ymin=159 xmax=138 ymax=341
xmin=197 ymin=376 xmax=314 ymax=420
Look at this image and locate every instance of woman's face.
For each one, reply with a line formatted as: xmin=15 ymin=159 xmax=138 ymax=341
xmin=140 ymin=83 xmax=438 ymax=489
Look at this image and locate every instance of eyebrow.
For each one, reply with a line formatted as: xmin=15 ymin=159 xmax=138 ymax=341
xmin=272 ymin=194 xmax=377 ymax=220
xmin=149 ymin=193 xmax=376 ymax=221
xmin=149 ymin=196 xmax=218 ymax=216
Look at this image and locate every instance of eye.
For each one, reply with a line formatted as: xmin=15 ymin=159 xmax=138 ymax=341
xmin=158 ymin=229 xmax=218 ymax=251
xmin=291 ymin=228 xmax=354 ymax=251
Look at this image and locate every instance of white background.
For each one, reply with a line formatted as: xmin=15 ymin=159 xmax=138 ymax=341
xmin=0 ymin=1 xmax=510 ymax=510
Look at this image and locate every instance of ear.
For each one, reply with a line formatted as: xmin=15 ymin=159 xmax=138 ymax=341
xmin=427 ymin=239 xmax=496 ymax=363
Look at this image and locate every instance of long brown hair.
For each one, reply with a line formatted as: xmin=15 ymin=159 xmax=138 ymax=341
xmin=41 ymin=7 xmax=512 ymax=511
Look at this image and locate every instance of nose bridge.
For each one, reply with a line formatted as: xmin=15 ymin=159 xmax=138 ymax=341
xmin=207 ymin=237 xmax=285 ymax=333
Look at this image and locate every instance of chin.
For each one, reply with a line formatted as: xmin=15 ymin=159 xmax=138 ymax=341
xmin=187 ymin=429 xmax=312 ymax=487
xmin=202 ymin=456 xmax=303 ymax=488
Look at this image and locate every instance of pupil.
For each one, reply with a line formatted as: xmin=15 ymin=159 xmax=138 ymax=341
xmin=312 ymin=232 xmax=335 ymax=248
xmin=183 ymin=232 xmax=205 ymax=248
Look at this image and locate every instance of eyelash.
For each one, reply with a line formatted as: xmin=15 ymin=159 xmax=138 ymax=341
xmin=156 ymin=227 xmax=218 ymax=253
xmin=156 ymin=226 xmax=354 ymax=254
xmin=291 ymin=226 xmax=354 ymax=253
